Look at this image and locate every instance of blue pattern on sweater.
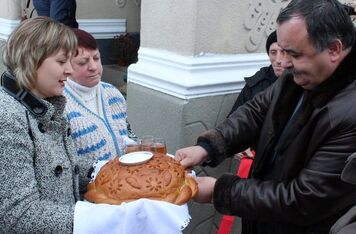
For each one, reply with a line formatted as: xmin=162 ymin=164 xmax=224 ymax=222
xmin=71 ymin=125 xmax=98 ymax=139
xmin=64 ymin=81 xmax=128 ymax=159
xmin=67 ymin=111 xmax=82 ymax=121
xmin=112 ymin=112 xmax=126 ymax=120
xmin=119 ymin=129 xmax=128 ymax=136
xmin=77 ymin=139 xmax=107 ymax=155
xmin=108 ymin=97 xmax=125 ymax=106
xmin=98 ymin=152 xmax=112 ymax=160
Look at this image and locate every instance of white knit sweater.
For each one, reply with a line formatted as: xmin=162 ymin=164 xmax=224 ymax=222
xmin=64 ymin=80 xmax=129 ymax=160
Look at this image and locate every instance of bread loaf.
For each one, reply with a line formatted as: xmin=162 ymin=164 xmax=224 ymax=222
xmin=84 ymin=153 xmax=198 ymax=205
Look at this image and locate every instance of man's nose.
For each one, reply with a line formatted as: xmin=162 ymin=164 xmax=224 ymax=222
xmin=275 ymin=53 xmax=283 ymax=65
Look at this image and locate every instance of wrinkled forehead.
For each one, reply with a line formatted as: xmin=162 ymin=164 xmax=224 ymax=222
xmin=269 ymin=42 xmax=282 ymax=51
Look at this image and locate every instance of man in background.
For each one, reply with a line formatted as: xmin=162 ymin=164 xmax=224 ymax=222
xmin=228 ymin=30 xmax=288 ymax=117
xmin=33 ymin=0 xmax=78 ymax=28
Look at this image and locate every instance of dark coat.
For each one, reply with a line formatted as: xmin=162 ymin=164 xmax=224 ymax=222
xmin=330 ymin=153 xmax=356 ymax=234
xmin=197 ymin=44 xmax=356 ymax=234
xmin=228 ymin=65 xmax=278 ymax=117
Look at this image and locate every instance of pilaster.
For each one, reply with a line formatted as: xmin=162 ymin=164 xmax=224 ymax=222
xmin=127 ymin=0 xmax=288 ymax=152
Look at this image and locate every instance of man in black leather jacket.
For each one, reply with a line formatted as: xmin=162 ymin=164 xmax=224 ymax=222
xmin=175 ymin=0 xmax=356 ymax=233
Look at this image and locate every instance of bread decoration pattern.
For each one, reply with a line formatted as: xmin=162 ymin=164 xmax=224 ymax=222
xmin=84 ymin=153 xmax=198 ymax=205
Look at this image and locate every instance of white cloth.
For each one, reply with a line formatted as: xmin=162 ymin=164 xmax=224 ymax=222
xmin=75 ymin=159 xmax=192 ymax=234
xmin=73 ymin=199 xmax=191 ymax=234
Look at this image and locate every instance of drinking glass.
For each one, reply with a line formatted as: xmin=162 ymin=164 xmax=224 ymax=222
xmin=124 ymin=138 xmax=142 ymax=154
xmin=141 ymin=135 xmax=154 ymax=152
xmin=153 ymin=137 xmax=167 ymax=154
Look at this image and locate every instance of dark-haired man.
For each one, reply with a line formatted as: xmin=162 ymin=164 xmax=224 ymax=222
xmin=175 ymin=0 xmax=356 ymax=233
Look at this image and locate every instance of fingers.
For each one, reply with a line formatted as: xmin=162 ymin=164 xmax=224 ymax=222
xmin=174 ymin=148 xmax=188 ymax=161
xmin=180 ymin=157 xmax=194 ymax=169
xmin=175 ymin=145 xmax=209 ymax=169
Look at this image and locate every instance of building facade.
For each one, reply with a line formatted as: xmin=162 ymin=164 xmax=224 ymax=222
xmin=0 ymin=0 xmax=354 ymax=233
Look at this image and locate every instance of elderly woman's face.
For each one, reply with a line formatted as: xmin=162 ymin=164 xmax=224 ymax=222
xmin=33 ymin=49 xmax=73 ymax=98
xmin=70 ymin=47 xmax=102 ymax=87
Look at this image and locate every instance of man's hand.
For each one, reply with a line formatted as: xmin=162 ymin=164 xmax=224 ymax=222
xmin=174 ymin=146 xmax=208 ymax=169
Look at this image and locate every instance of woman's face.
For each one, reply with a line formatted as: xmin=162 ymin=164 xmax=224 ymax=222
xmin=33 ymin=49 xmax=73 ymax=98
xmin=70 ymin=47 xmax=102 ymax=87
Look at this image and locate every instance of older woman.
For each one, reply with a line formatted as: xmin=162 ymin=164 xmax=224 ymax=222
xmin=0 ymin=17 xmax=92 ymax=233
xmin=64 ymin=28 xmax=132 ymax=161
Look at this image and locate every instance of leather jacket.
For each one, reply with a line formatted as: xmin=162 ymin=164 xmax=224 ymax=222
xmin=197 ymin=44 xmax=356 ymax=234
xmin=228 ymin=65 xmax=277 ymax=117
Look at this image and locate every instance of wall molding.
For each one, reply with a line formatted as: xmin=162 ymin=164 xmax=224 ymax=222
xmin=0 ymin=18 xmax=126 ymax=40
xmin=0 ymin=18 xmax=20 ymax=40
xmin=78 ymin=19 xmax=126 ymax=39
xmin=128 ymin=47 xmax=270 ymax=99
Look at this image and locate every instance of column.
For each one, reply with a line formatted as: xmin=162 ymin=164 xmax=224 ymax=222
xmin=128 ymin=0 xmax=288 ymax=153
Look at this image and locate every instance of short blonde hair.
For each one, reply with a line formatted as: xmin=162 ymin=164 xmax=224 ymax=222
xmin=3 ymin=16 xmax=78 ymax=90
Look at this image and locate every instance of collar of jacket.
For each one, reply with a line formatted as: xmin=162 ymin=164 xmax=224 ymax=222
xmin=244 ymin=65 xmax=278 ymax=88
xmin=1 ymin=71 xmax=47 ymax=117
xmin=308 ymin=42 xmax=356 ymax=108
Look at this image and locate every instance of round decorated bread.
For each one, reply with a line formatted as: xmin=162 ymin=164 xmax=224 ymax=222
xmin=84 ymin=153 xmax=198 ymax=205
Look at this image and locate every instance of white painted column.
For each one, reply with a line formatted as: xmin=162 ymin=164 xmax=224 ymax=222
xmin=127 ymin=0 xmax=288 ymax=153
xmin=126 ymin=1 xmax=288 ymax=232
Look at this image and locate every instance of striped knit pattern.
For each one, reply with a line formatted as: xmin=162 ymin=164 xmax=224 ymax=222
xmin=64 ymin=82 xmax=128 ymax=160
